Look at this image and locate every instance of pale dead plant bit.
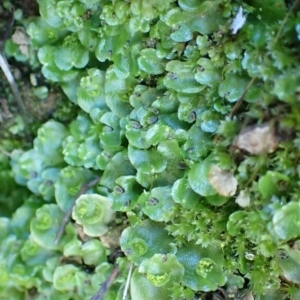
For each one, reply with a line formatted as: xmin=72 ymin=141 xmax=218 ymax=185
xmin=233 ymin=122 xmax=278 ymax=155
xmin=208 ymin=165 xmax=238 ymax=197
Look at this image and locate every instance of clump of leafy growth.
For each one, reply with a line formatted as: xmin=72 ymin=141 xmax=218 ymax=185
xmin=1 ymin=0 xmax=300 ymax=299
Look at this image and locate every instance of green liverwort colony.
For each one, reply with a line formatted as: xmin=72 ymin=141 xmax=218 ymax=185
xmin=1 ymin=0 xmax=300 ymax=299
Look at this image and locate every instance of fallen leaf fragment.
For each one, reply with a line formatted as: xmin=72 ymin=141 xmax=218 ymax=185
xmin=235 ymin=190 xmax=251 ymax=208
xmin=12 ymin=27 xmax=29 ymax=57
xmin=230 ymin=6 xmax=247 ymax=34
xmin=208 ymin=165 xmax=237 ymax=197
xmin=233 ymin=123 xmax=278 ymax=155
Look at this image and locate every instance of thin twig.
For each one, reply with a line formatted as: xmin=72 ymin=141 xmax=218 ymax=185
xmin=229 ymin=76 xmax=257 ymax=119
xmin=0 ymin=7 xmax=28 ymax=123
xmin=55 ymin=177 xmax=100 ymax=244
xmin=0 ymin=52 xmax=28 ymax=121
xmin=213 ymin=76 xmax=257 ymax=144
xmin=91 ymin=264 xmax=120 ymax=300
xmin=122 ymin=262 xmax=133 ymax=300
xmin=273 ymin=0 xmax=300 ymax=45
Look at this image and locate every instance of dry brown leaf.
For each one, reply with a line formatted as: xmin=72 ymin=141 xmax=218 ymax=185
xmin=208 ymin=165 xmax=238 ymax=197
xmin=235 ymin=190 xmax=251 ymax=208
xmin=233 ymin=123 xmax=278 ymax=155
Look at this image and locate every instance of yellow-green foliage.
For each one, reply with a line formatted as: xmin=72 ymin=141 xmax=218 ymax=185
xmin=1 ymin=0 xmax=300 ymax=299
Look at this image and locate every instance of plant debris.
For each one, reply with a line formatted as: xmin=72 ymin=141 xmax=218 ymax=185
xmin=208 ymin=165 xmax=238 ymax=197
xmin=233 ymin=123 xmax=279 ymax=155
xmin=230 ymin=6 xmax=247 ymax=34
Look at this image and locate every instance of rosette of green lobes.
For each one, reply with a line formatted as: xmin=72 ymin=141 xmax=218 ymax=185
xmin=99 ymin=112 xmax=123 ymax=151
xmin=177 ymin=93 xmax=204 ymax=124
xmin=130 ymin=0 xmax=174 ymax=21
xmin=100 ymin=150 xmax=136 ymax=190
xmin=198 ymin=110 xmax=221 ymax=133
xmin=172 ymin=177 xmax=200 ymax=209
xmin=151 ymin=92 xmax=180 ymax=114
xmin=12 ymin=149 xmax=43 ymax=182
xmin=67 ymin=111 xmax=94 ymax=141
xmin=81 ymin=239 xmax=107 ymax=266
xmin=34 ymin=120 xmax=68 ymax=165
xmin=113 ymin=46 xmax=140 ymax=79
xmin=129 ymin=85 xmax=163 ymax=111
xmin=158 ymin=138 xmax=185 ymax=165
xmin=188 ymin=154 xmax=217 ymax=197
xmin=188 ymin=155 xmax=229 ymax=206
xmin=63 ymin=134 xmax=101 ymax=169
xmin=195 ymin=58 xmax=222 ymax=88
xmin=38 ymin=0 xmax=64 ymax=28
xmin=125 ymin=119 xmax=150 ymax=149
xmin=139 ymin=253 xmax=185 ymax=287
xmin=76 ymin=68 xmax=107 ymax=113
xmin=52 ymin=264 xmax=97 ymax=298
xmin=272 ymin=71 xmax=300 ymax=103
xmin=120 ymin=220 xmax=176 ymax=265
xmin=138 ymin=186 xmax=176 ymax=222
xmin=258 ymin=171 xmax=290 ymax=200
xmin=218 ymin=74 xmax=251 ymax=103
xmin=11 ymin=197 xmax=42 ymax=239
xmin=63 ymin=112 xmax=103 ymax=169
xmin=95 ymin=25 xmax=130 ymax=63
xmin=56 ymin=0 xmax=102 ymax=33
xmin=129 ymin=143 xmax=186 ymax=188
xmin=137 ymin=49 xmax=166 ymax=75
xmin=161 ymin=1 xmax=227 ymax=42
xmin=143 ymin=123 xmax=174 ymax=148
xmin=38 ymin=45 xmax=79 ymax=82
xmin=128 ymin=143 xmax=167 ymax=173
xmin=277 ymin=248 xmax=300 ymax=284
xmin=30 ymin=204 xmax=77 ymax=250
xmin=37 ymin=168 xmax=60 ymax=201
xmin=104 ymin=66 xmax=137 ymax=118
xmin=182 ymin=125 xmax=212 ymax=160
xmin=155 ymin=138 xmax=188 ymax=185
xmin=100 ymin=2 xmax=130 ymax=26
xmin=55 ymin=165 xmax=96 ymax=212
xmin=163 ymin=61 xmax=205 ymax=93
xmin=176 ymin=242 xmax=226 ymax=292
xmin=110 ymin=176 xmax=143 ymax=212
xmin=20 ymin=237 xmax=55 ymax=271
xmin=27 ymin=17 xmax=68 ymax=47
xmin=129 ymin=0 xmax=163 ymax=32
xmin=72 ymin=194 xmax=115 ymax=237
xmin=130 ymin=268 xmax=172 ymax=300
xmin=14 ymin=120 xmax=66 ymax=179
xmin=272 ymin=201 xmax=300 ymax=241
xmin=96 ymin=149 xmax=120 ymax=170
xmin=149 ymin=20 xmax=175 ymax=56
xmin=1 ymin=241 xmax=43 ymax=297
xmin=52 ymin=34 xmax=89 ymax=71
xmin=226 ymin=210 xmax=247 ymax=237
